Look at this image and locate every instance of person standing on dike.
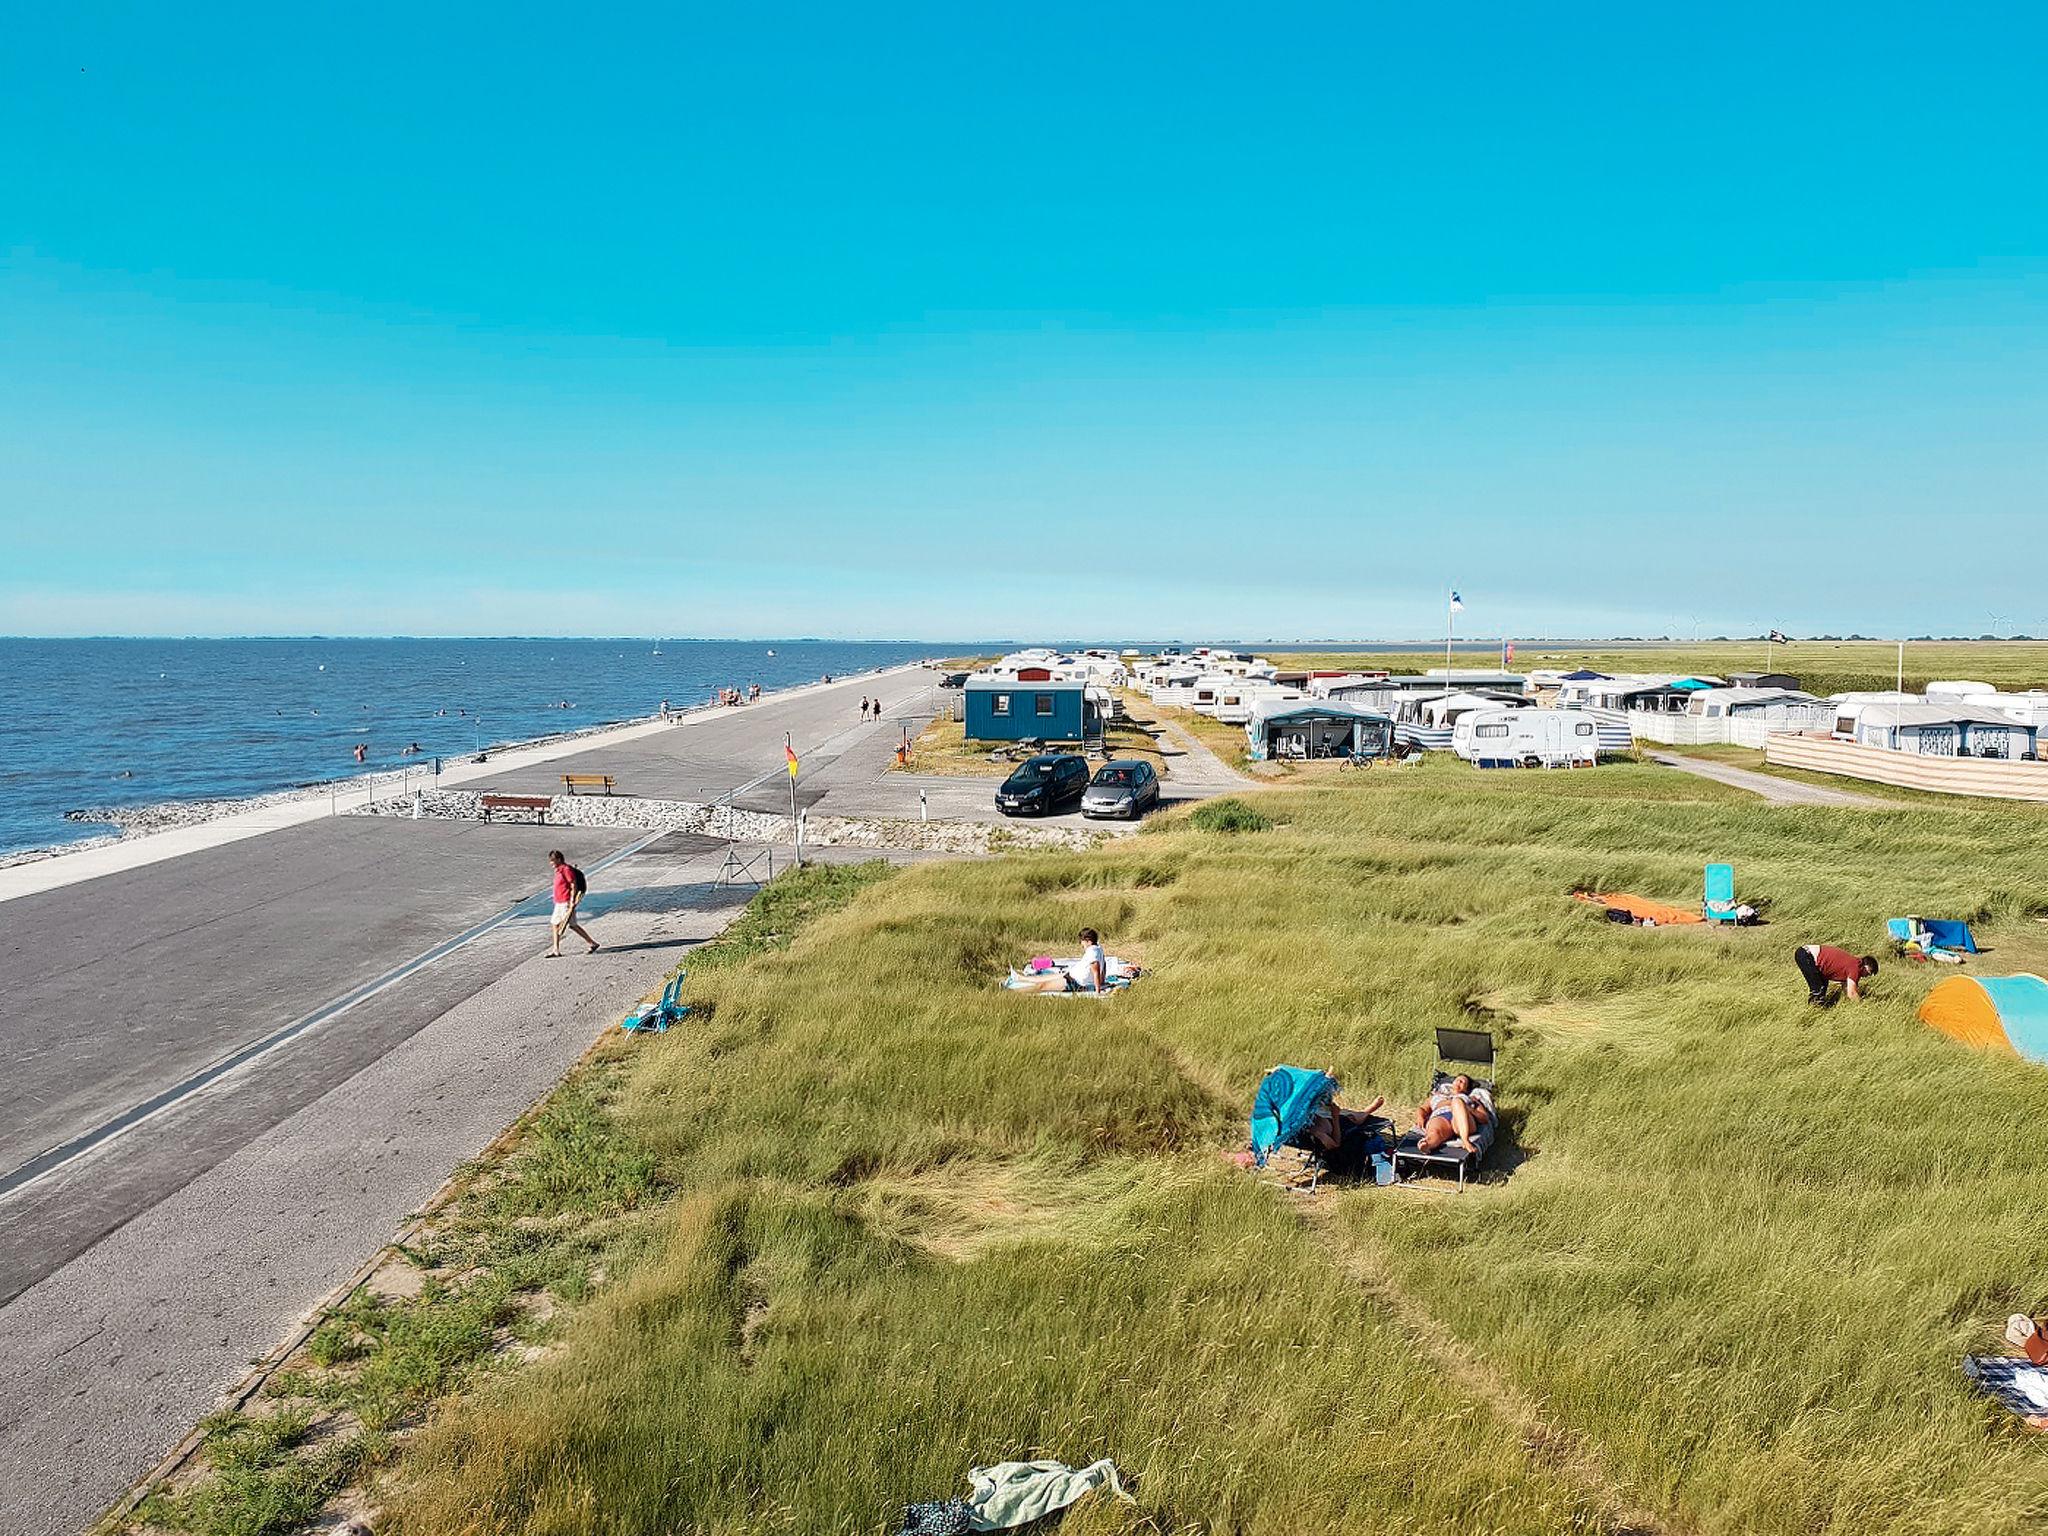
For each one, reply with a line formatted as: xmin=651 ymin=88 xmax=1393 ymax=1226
xmin=546 ymin=850 xmax=600 ymax=958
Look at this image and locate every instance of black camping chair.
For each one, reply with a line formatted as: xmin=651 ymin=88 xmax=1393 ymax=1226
xmin=1391 ymin=1027 xmax=1499 ymax=1190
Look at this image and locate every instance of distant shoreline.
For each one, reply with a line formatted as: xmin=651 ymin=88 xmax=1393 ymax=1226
xmin=0 ymin=660 xmax=928 ymax=872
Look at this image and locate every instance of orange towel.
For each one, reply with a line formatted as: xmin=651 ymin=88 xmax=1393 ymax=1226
xmin=1574 ymin=891 xmax=1704 ymax=925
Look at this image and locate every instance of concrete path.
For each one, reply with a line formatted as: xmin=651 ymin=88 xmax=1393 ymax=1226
xmin=1646 ymin=751 xmax=1881 ymax=808
xmin=0 ymin=837 xmax=927 ymax=1536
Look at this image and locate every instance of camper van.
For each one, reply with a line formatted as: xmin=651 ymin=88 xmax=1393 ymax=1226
xmin=1451 ymin=708 xmax=1602 ymax=768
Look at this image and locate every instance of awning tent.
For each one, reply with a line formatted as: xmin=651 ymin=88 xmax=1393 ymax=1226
xmin=1918 ymin=974 xmax=2048 ymax=1065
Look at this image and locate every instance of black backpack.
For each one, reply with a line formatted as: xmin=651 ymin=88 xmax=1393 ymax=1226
xmin=569 ymin=865 xmax=587 ymax=897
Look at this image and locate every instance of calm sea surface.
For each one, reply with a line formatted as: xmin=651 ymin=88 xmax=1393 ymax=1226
xmin=0 ymin=638 xmax=952 ymax=856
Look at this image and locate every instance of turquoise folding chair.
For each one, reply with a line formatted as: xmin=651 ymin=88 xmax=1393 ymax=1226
xmin=1704 ymin=863 xmax=1738 ymax=924
xmin=621 ymin=971 xmax=689 ymax=1033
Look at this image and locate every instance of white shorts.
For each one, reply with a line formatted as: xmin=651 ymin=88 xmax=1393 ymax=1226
xmin=552 ymin=901 xmax=572 ymax=925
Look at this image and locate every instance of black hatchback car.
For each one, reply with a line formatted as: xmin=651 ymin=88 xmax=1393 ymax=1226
xmin=995 ymin=753 xmax=1090 ymax=816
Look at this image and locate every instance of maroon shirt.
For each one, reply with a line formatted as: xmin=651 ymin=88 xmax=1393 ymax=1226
xmin=1811 ymin=945 xmax=1863 ymax=983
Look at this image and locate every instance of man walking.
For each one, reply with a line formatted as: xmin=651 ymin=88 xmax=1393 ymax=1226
xmin=547 ymin=849 xmax=599 ymax=957
xmin=1794 ymin=943 xmax=1876 ymax=1005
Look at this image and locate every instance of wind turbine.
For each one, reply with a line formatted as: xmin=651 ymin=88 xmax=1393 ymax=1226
xmin=1989 ymin=610 xmax=2011 ymax=638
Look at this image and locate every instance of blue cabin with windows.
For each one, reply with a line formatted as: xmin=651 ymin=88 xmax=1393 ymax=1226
xmin=964 ymin=675 xmax=1094 ymax=742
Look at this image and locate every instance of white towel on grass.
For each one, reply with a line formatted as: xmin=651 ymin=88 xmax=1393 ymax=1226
xmin=965 ymin=1458 xmax=1129 ymax=1530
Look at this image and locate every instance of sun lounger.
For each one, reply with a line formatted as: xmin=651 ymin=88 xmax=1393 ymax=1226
xmin=1391 ymin=1027 xmax=1499 ymax=1190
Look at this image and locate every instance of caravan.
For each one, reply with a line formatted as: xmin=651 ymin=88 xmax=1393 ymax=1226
xmin=1451 ymin=708 xmax=1602 ymax=768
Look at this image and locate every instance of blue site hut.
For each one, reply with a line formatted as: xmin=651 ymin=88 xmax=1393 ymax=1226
xmin=964 ymin=675 xmax=1096 ymax=742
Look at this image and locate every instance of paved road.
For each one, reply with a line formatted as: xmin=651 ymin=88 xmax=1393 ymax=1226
xmin=1647 ymin=751 xmax=1881 ymax=808
xmin=0 ymin=836 xmax=920 ymax=1536
xmin=0 ymin=668 xmax=935 ymax=1534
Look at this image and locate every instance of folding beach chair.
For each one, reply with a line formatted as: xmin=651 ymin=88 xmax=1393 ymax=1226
xmin=1704 ymin=863 xmax=1738 ymax=924
xmin=621 ymin=972 xmax=689 ymax=1033
xmin=1391 ymin=1027 xmax=1499 ymax=1190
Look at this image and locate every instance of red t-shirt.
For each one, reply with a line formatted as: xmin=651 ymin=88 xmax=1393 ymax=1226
xmin=552 ymin=864 xmax=579 ymax=902
xmin=1811 ymin=945 xmax=1863 ymax=983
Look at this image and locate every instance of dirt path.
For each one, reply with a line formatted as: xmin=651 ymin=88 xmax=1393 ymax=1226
xmin=1647 ymin=751 xmax=1880 ymax=808
xmin=1303 ymin=1206 xmax=1677 ymax=1536
xmin=1148 ymin=718 xmax=1257 ymax=794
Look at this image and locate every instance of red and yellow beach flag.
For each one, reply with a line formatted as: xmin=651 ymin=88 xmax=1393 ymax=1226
xmin=785 ymin=743 xmax=799 ymax=778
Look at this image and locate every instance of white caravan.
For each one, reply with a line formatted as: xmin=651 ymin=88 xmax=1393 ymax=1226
xmin=1451 ymin=708 xmax=1602 ymax=768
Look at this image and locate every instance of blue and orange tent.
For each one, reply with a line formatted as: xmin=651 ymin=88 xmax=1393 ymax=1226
xmin=1918 ymin=974 xmax=2048 ymax=1066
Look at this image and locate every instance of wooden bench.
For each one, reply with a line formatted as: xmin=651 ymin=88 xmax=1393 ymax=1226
xmin=480 ymin=792 xmax=552 ymax=824
xmin=561 ymin=773 xmax=616 ymax=795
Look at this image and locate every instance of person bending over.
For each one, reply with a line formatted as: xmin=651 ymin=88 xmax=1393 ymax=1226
xmin=1794 ymin=944 xmax=1877 ymax=1005
xmin=1413 ymin=1074 xmax=1493 ymax=1155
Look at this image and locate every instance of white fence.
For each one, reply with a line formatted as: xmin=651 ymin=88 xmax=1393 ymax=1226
xmin=1611 ymin=707 xmax=1832 ymax=748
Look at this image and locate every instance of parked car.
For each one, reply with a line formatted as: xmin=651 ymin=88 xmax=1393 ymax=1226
xmin=1082 ymin=759 xmax=1161 ymax=819
xmin=995 ymin=753 xmax=1089 ymax=816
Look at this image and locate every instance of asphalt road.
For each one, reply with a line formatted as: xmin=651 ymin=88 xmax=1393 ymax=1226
xmin=0 ymin=667 xmax=940 ymax=1535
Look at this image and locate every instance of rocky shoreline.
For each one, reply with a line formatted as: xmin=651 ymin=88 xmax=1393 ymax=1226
xmin=348 ymin=788 xmax=1120 ymax=854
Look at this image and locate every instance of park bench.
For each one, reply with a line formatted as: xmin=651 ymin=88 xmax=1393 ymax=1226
xmin=561 ymin=773 xmax=616 ymax=795
xmin=479 ymin=792 xmax=551 ymax=824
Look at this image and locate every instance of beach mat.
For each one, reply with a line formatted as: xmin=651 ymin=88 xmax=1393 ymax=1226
xmin=1574 ymin=891 xmax=1703 ymax=925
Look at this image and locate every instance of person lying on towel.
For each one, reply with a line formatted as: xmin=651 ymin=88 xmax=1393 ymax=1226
xmin=1413 ymin=1075 xmax=1493 ymax=1155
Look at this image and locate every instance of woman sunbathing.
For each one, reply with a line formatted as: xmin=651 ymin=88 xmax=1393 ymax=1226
xmin=1414 ymin=1074 xmax=1493 ymax=1155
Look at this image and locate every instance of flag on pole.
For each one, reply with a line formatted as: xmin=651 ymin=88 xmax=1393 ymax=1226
xmin=1449 ymin=590 xmax=1465 ymax=613
xmin=785 ymin=743 xmax=799 ymax=778
xmin=1504 ymin=639 xmax=1515 ymax=663
xmin=1768 ymin=629 xmax=1790 ymax=645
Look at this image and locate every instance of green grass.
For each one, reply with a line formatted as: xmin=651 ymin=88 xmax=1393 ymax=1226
xmin=352 ymin=760 xmax=2048 ymax=1533
xmin=1275 ymin=640 xmax=2048 ymax=700
xmin=1185 ymin=797 xmax=1273 ymax=833
xmin=134 ymin=1408 xmax=374 ymax=1536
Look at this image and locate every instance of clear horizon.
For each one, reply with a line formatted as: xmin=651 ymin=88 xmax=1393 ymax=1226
xmin=7 ymin=3 xmax=2045 ymax=639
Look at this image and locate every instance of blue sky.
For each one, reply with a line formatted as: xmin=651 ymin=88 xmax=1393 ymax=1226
xmin=4 ymin=2 xmax=2044 ymax=640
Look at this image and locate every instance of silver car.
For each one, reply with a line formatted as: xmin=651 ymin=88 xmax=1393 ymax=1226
xmin=1082 ymin=759 xmax=1161 ymax=819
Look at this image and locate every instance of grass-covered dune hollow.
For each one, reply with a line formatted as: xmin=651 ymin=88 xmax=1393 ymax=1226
xmin=188 ymin=757 xmax=2048 ymax=1535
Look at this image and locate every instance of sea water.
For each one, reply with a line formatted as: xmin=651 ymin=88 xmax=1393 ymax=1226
xmin=0 ymin=638 xmax=951 ymax=857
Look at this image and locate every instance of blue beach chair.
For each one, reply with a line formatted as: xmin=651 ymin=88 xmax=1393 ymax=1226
xmin=1704 ymin=863 xmax=1738 ymax=924
xmin=621 ymin=972 xmax=689 ymax=1033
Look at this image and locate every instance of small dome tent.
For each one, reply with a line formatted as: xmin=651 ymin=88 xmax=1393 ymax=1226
xmin=1917 ymin=974 xmax=2048 ymax=1065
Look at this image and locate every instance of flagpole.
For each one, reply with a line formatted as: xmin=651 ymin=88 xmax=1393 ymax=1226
xmin=1443 ymin=593 xmax=1455 ymax=701
xmin=1897 ymin=640 xmax=1905 ymax=697
xmin=786 ymin=732 xmax=802 ymax=863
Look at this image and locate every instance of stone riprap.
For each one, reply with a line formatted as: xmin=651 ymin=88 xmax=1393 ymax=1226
xmin=348 ymin=789 xmax=1119 ymax=854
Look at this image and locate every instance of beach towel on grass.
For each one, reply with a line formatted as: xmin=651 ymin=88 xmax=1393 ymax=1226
xmin=1574 ymin=891 xmax=1703 ymax=925
xmin=1964 ymin=1355 xmax=2048 ymax=1425
xmin=965 ymin=1459 xmax=1129 ymax=1530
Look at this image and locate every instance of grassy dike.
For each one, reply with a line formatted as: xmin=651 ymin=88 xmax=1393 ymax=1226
xmin=140 ymin=762 xmax=2048 ymax=1534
